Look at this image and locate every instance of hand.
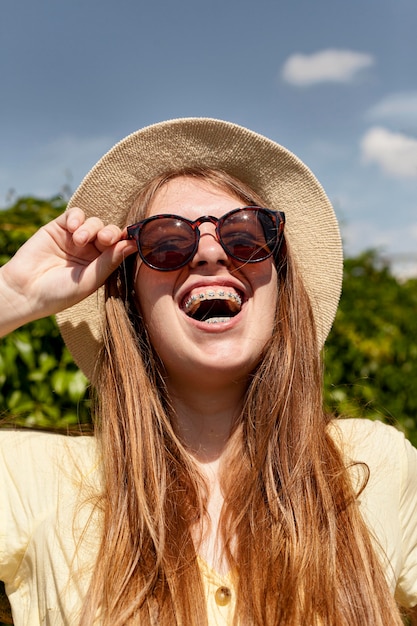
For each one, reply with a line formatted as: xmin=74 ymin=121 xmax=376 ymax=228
xmin=0 ymin=207 xmax=137 ymax=334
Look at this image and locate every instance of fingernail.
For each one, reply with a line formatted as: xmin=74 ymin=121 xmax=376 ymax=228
xmin=101 ymin=228 xmax=114 ymax=241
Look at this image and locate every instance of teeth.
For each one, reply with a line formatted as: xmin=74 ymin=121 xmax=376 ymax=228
xmin=184 ymin=289 xmax=242 ymax=316
xmin=206 ymin=317 xmax=231 ymax=324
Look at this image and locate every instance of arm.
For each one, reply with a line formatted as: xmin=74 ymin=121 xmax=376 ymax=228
xmin=0 ymin=207 xmax=137 ymax=336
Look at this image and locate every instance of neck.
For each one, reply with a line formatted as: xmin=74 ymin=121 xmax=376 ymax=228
xmin=166 ymin=375 xmax=246 ymax=463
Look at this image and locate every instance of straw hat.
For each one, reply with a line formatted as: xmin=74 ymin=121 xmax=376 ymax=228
xmin=57 ymin=117 xmax=343 ymax=381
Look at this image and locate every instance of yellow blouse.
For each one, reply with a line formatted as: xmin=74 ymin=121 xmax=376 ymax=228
xmin=199 ymin=557 xmax=236 ymax=626
xmin=0 ymin=419 xmax=416 ymax=625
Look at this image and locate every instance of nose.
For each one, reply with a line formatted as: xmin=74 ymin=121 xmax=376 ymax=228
xmin=188 ymin=223 xmax=230 ymax=269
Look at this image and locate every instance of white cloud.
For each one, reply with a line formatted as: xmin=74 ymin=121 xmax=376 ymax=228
xmin=360 ymin=126 xmax=417 ymax=178
xmin=281 ymin=49 xmax=375 ymax=86
xmin=367 ymin=91 xmax=417 ymax=123
xmin=342 ymin=219 xmax=417 ymax=278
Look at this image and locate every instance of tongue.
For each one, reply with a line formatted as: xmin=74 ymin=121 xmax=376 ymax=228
xmin=187 ymin=298 xmax=237 ymax=323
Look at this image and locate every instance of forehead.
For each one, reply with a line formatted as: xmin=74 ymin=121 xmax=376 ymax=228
xmin=147 ymin=176 xmax=244 ymax=220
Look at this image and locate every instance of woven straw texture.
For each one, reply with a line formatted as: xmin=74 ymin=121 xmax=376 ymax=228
xmin=57 ymin=118 xmax=343 ymax=380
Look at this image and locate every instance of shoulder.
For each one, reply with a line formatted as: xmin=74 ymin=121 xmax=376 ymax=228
xmin=0 ymin=429 xmax=101 ymax=526
xmin=0 ymin=427 xmax=98 ymax=453
xmin=0 ymin=429 xmax=100 ymax=484
xmin=329 ymin=417 xmax=414 ymax=469
xmin=0 ymin=430 xmax=102 ymax=585
xmin=329 ymin=415 xmax=407 ymax=443
xmin=328 ymin=417 xmax=417 ymax=505
xmin=330 ymin=418 xmax=417 ymax=606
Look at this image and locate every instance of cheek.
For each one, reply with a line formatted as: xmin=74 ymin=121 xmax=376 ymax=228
xmin=135 ymin=285 xmax=163 ymax=330
xmin=253 ymin=269 xmax=279 ymax=337
xmin=133 ymin=268 xmax=161 ymax=328
xmin=133 ymin=267 xmax=179 ymax=339
xmin=247 ymin=262 xmax=278 ymax=306
xmin=133 ymin=291 xmax=173 ymax=366
xmin=259 ymin=289 xmax=278 ymax=340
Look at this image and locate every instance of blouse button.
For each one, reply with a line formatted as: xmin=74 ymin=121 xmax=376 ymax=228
xmin=215 ymin=586 xmax=232 ymax=606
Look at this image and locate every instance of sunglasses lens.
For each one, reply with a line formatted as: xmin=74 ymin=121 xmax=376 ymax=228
xmin=130 ymin=207 xmax=282 ymax=270
xmin=220 ymin=209 xmax=278 ymax=262
xmin=139 ymin=217 xmax=196 ymax=269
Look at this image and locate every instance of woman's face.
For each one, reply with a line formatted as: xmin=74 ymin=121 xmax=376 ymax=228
xmin=133 ymin=176 xmax=278 ymax=392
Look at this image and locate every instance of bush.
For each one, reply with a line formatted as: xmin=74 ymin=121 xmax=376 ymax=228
xmin=0 ymin=197 xmax=91 ymax=429
xmin=1 ymin=197 xmax=416 ymax=445
xmin=324 ymin=251 xmax=417 ymax=446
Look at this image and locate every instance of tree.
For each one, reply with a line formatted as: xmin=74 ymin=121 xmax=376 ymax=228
xmin=324 ymin=251 xmax=417 ymax=446
xmin=0 ymin=196 xmax=416 ymax=625
xmin=1 ymin=196 xmax=416 ymax=445
xmin=0 ymin=197 xmax=90 ymax=429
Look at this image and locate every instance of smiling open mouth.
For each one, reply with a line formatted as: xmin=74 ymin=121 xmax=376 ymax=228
xmin=183 ymin=288 xmax=243 ymax=324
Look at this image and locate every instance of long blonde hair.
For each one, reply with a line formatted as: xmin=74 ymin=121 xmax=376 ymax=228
xmin=80 ymin=169 xmax=403 ymax=625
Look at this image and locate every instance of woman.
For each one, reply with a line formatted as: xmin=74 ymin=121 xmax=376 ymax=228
xmin=0 ymin=118 xmax=416 ymax=625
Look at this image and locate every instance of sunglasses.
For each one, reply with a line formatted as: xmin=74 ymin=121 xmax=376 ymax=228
xmin=127 ymin=206 xmax=285 ymax=271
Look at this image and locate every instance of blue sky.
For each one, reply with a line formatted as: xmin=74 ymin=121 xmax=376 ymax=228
xmin=1 ymin=0 xmax=416 ymax=275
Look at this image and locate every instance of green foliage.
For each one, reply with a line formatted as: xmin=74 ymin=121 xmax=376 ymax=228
xmin=1 ymin=196 xmax=416 ymax=445
xmin=0 ymin=196 xmax=91 ymax=429
xmin=0 ymin=198 xmax=417 ymax=625
xmin=0 ymin=196 xmax=67 ymax=265
xmin=0 ymin=316 xmax=90 ymax=428
xmin=324 ymin=251 xmax=417 ymax=446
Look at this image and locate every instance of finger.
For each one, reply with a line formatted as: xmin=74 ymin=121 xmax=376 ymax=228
xmin=101 ymin=239 xmax=138 ymax=269
xmin=58 ymin=210 xmax=124 ymax=249
xmin=95 ymin=224 xmax=125 ymax=251
xmin=80 ymin=239 xmax=138 ymax=289
xmin=57 ymin=207 xmax=87 ymax=232
xmin=71 ymin=216 xmax=106 ymax=247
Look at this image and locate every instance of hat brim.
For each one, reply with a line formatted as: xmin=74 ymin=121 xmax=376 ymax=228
xmin=56 ymin=117 xmax=343 ymax=381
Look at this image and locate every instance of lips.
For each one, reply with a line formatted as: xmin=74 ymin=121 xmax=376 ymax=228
xmin=182 ymin=286 xmax=243 ymax=324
